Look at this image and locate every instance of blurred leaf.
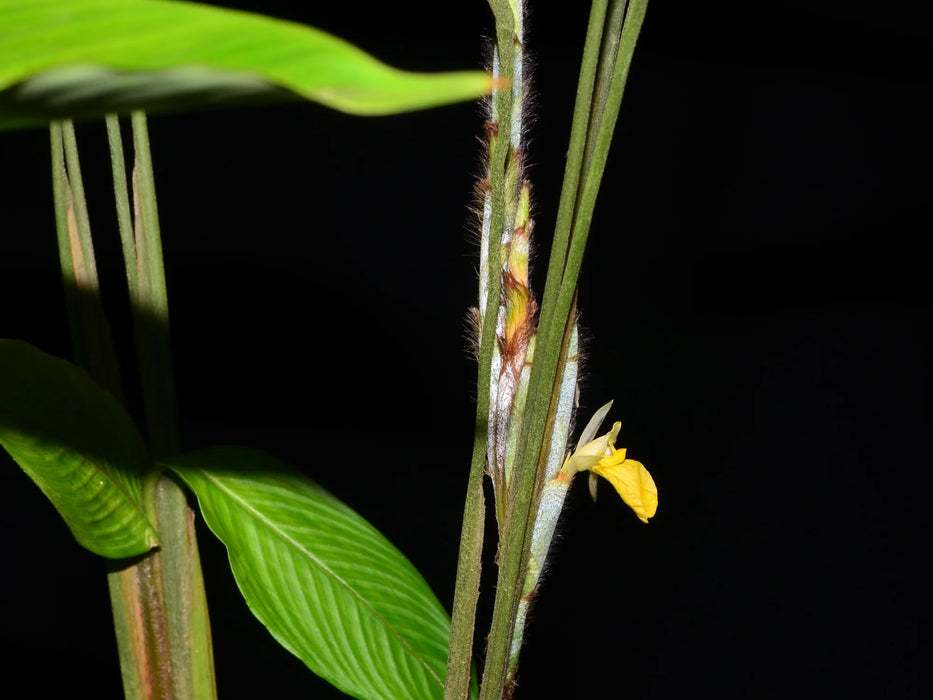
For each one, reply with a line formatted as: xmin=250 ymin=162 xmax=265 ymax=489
xmin=0 ymin=0 xmax=494 ymax=129
xmin=0 ymin=340 xmax=157 ymax=557
xmin=166 ymin=446 xmax=455 ymax=700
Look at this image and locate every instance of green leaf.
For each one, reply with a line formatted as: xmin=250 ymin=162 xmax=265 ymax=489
xmin=0 ymin=0 xmax=494 ymax=130
xmin=0 ymin=340 xmax=157 ymax=557
xmin=165 ymin=446 xmax=455 ymax=700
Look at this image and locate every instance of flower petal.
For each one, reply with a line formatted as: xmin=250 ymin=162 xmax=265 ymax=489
xmin=563 ymin=452 xmax=603 ymax=477
xmin=575 ymin=401 xmax=614 ymax=449
xmin=597 ymin=447 xmax=627 ymax=467
xmin=593 ymin=459 xmax=658 ymax=523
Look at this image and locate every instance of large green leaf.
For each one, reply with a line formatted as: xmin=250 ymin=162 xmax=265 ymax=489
xmin=166 ymin=446 xmax=455 ymax=700
xmin=0 ymin=340 xmax=157 ymax=557
xmin=0 ymin=0 xmax=494 ymax=130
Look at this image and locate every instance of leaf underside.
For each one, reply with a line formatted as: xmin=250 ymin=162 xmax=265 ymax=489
xmin=0 ymin=340 xmax=156 ymax=558
xmin=0 ymin=0 xmax=494 ymax=130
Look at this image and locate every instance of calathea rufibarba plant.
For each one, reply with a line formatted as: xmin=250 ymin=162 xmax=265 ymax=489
xmin=0 ymin=1 xmax=654 ymax=698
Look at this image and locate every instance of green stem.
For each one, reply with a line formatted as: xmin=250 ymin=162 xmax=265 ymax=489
xmin=444 ymin=416 xmax=487 ymax=700
xmin=543 ymin=0 xmax=609 ymax=300
xmin=52 ymin=121 xmax=124 ymax=398
xmin=582 ymin=0 xmax=629 ymax=177
xmin=106 ymin=114 xmax=138 ymax=303
xmin=49 ymin=123 xmax=83 ymax=361
xmin=476 ymin=0 xmax=608 ymax=682
xmin=51 ymin=120 xmax=163 ymax=699
xmin=130 ymin=111 xmax=179 ymax=458
xmin=505 ymin=319 xmax=579 ymax=689
xmin=478 ymin=1 xmax=649 ymax=696
xmin=128 ymin=110 xmax=216 ymax=699
xmin=445 ymin=5 xmax=517 ymax=698
xmin=43 ymin=112 xmax=216 ymax=700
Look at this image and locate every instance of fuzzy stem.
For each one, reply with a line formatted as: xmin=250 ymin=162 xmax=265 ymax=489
xmin=505 ymin=324 xmax=578 ymax=688
xmin=478 ymin=1 xmax=650 ymax=696
xmin=444 ymin=10 xmax=516 ymax=698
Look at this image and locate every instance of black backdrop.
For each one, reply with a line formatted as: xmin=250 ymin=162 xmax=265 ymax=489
xmin=2 ymin=1 xmax=930 ymax=698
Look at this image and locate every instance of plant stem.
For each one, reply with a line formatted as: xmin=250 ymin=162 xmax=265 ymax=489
xmin=478 ymin=1 xmax=649 ymax=696
xmin=106 ymin=114 xmax=138 ymax=303
xmin=505 ymin=317 xmax=579 ymax=688
xmin=130 ymin=111 xmax=179 ymax=457
xmin=445 ymin=5 xmax=518 ymax=698
xmin=128 ymin=110 xmax=217 ymax=699
xmin=53 ymin=114 xmax=218 ymax=700
xmin=475 ymin=0 xmax=608 ymax=680
xmin=52 ymin=120 xmax=163 ymax=699
xmin=444 ymin=0 xmax=520 ymax=700
xmin=51 ymin=121 xmax=124 ymax=398
xmin=562 ymin=0 xmax=649 ymax=294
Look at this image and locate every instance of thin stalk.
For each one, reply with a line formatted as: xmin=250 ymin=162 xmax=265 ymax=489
xmin=106 ymin=114 xmax=138 ymax=302
xmin=130 ymin=111 xmax=178 ymax=457
xmin=444 ymin=415 xmax=488 ymax=700
xmin=562 ymin=0 xmax=649 ymax=296
xmin=126 ymin=110 xmax=216 ymax=699
xmin=477 ymin=0 xmax=612 ymax=688
xmin=52 ymin=120 xmax=163 ymax=699
xmin=478 ymin=1 xmax=649 ymax=695
xmin=50 ymin=123 xmax=83 ymax=360
xmin=582 ymin=0 xmax=629 ymax=177
xmin=540 ymin=0 xmax=609 ymax=311
xmin=445 ymin=20 xmax=516 ymax=700
xmin=505 ymin=314 xmax=579 ymax=690
xmin=54 ymin=121 xmax=124 ymax=397
xmin=88 ymin=112 xmax=213 ymax=700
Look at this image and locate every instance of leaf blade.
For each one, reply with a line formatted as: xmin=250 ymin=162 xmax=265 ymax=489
xmin=0 ymin=340 xmax=157 ymax=557
xmin=0 ymin=0 xmax=494 ymax=129
xmin=166 ymin=446 xmax=453 ymax=700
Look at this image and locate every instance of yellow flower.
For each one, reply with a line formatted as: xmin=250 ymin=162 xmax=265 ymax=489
xmin=559 ymin=403 xmax=658 ymax=523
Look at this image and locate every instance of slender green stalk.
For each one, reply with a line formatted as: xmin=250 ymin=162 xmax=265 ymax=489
xmin=505 ymin=318 xmax=579 ymax=689
xmin=479 ymin=2 xmax=650 ymax=696
xmin=475 ymin=0 xmax=610 ymax=683
xmin=52 ymin=121 xmax=124 ymax=397
xmin=562 ymin=0 xmax=649 ymax=296
xmin=444 ymin=24 xmax=515 ymax=700
xmin=130 ymin=111 xmax=179 ymax=457
xmin=127 ymin=110 xmax=216 ymax=699
xmin=542 ymin=0 xmax=609 ymax=298
xmin=583 ymin=0 xmax=629 ymax=176
xmin=49 ymin=123 xmax=83 ymax=360
xmin=60 ymin=122 xmax=100 ymax=294
xmin=51 ymin=120 xmax=163 ymax=699
xmin=444 ymin=417 xmax=488 ymax=700
xmin=106 ymin=114 xmax=138 ymax=302
xmin=42 ymin=113 xmax=217 ymax=700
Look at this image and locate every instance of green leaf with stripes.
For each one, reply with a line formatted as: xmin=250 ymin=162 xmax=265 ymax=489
xmin=165 ymin=446 xmax=458 ymax=700
xmin=0 ymin=340 xmax=157 ymax=558
xmin=0 ymin=0 xmax=494 ymax=130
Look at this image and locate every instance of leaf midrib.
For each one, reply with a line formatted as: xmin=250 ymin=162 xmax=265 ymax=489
xmin=197 ymin=468 xmax=444 ymax=691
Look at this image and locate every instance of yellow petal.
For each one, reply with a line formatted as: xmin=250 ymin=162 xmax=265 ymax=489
xmin=597 ymin=447 xmax=627 ymax=467
xmin=575 ymin=434 xmax=611 ymax=459
xmin=593 ymin=459 xmax=658 ymax=523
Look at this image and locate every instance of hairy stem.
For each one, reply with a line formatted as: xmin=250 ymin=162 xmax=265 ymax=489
xmin=445 ymin=23 xmax=516 ymax=700
xmin=479 ymin=1 xmax=650 ymax=696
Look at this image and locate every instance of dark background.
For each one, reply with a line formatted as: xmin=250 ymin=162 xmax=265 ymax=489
xmin=2 ymin=1 xmax=930 ymax=697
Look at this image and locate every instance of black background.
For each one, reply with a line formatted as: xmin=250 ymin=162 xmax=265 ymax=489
xmin=1 ymin=1 xmax=930 ymax=698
